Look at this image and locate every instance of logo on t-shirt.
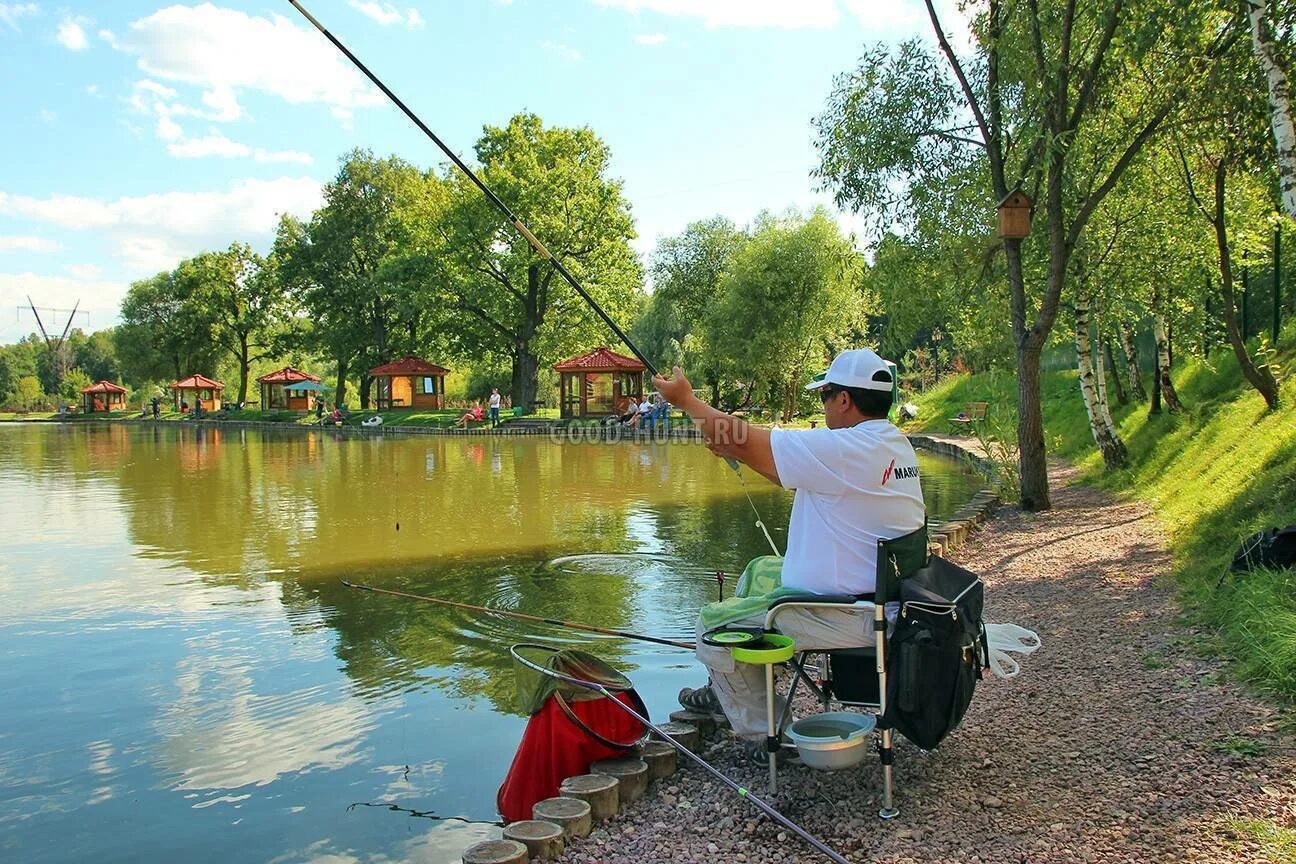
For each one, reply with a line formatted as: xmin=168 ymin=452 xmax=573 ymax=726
xmin=881 ymin=458 xmax=919 ymax=485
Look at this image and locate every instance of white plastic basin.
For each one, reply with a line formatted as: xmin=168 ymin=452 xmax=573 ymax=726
xmin=786 ymin=712 xmax=876 ymax=771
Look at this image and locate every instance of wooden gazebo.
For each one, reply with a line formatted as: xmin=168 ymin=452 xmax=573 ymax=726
xmin=554 ymin=347 xmax=645 ymax=419
xmin=80 ymin=380 xmax=127 ymax=413
xmin=171 ymin=374 xmax=223 ymax=412
xmin=258 ymin=366 xmax=321 ymax=411
xmin=369 ymin=356 xmax=450 ymax=409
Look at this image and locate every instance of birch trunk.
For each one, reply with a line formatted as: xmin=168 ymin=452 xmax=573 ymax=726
xmin=1075 ymin=293 xmax=1128 ymax=469
xmin=1152 ymin=303 xmax=1185 ymax=412
xmin=1118 ymin=324 xmax=1148 ymax=402
xmin=1247 ymin=0 xmax=1296 ymax=220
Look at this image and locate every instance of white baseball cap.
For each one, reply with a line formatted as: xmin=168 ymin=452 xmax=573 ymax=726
xmin=804 ymin=348 xmax=894 ymax=393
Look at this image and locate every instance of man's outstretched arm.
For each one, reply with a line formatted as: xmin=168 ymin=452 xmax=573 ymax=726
xmin=652 ymin=366 xmax=779 ymax=485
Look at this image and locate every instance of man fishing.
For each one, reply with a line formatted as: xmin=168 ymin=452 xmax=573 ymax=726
xmin=652 ymin=348 xmax=925 ymax=760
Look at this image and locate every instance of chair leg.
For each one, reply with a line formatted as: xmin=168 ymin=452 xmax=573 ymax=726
xmin=765 ymin=663 xmax=778 ymax=793
xmin=878 ymin=728 xmax=898 ymax=819
xmin=875 ymin=602 xmax=899 ymax=819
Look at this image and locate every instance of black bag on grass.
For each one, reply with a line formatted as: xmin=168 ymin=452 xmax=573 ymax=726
xmin=1218 ymin=525 xmax=1296 ymax=588
xmin=881 ymin=555 xmax=987 ymax=751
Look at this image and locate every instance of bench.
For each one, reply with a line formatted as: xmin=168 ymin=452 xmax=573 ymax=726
xmin=949 ymin=401 xmax=988 ymax=433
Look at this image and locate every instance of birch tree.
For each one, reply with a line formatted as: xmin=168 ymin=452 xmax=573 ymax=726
xmin=1245 ymin=0 xmax=1296 ymax=219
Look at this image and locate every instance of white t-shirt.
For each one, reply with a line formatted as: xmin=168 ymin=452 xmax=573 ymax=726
xmin=769 ymin=420 xmax=925 ymax=596
xmin=489 ymin=393 xmax=501 ymax=408
xmin=639 ymin=400 xmax=652 ymax=414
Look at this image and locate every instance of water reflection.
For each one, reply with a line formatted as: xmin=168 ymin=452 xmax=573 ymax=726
xmin=0 ymin=423 xmax=981 ymax=864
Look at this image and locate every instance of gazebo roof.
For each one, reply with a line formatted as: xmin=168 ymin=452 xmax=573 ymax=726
xmin=553 ymin=347 xmax=645 ymax=373
xmin=172 ymin=374 xmax=224 ymax=390
xmin=257 ymin=365 xmax=320 ymax=384
xmin=81 ymin=380 xmax=127 ymax=395
xmin=369 ymin=356 xmax=450 ymax=376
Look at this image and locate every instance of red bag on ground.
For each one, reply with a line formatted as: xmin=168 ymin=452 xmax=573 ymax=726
xmin=496 ymin=691 xmax=644 ymax=823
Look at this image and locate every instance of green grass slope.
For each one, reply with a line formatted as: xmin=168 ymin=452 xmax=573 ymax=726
xmin=905 ymin=331 xmax=1296 ymax=699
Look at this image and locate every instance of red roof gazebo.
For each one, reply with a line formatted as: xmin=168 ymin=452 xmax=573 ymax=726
xmin=553 ymin=347 xmax=645 ymax=418
xmin=368 ymin=356 xmax=450 ymax=409
xmin=257 ymin=366 xmax=321 ymax=411
xmin=80 ymin=380 xmax=127 ymax=414
xmin=171 ymin=374 xmax=223 ymax=412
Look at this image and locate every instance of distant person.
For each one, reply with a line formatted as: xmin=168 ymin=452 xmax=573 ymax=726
xmin=457 ymin=403 xmax=485 ymax=428
xmin=331 ymin=406 xmax=343 ymax=427
xmin=180 ymin=397 xmax=189 ymax=413
xmin=637 ymin=396 xmax=652 ymax=430
xmin=151 ymin=396 xmax=160 ymax=420
xmin=489 ymin=388 xmax=502 ymax=426
xmin=315 ymin=397 xmax=325 ymax=421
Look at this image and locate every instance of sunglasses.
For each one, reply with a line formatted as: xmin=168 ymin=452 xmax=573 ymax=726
xmin=819 ymin=386 xmax=838 ymax=403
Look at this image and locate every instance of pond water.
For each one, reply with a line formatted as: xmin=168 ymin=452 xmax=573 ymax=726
xmin=0 ymin=423 xmax=981 ymax=864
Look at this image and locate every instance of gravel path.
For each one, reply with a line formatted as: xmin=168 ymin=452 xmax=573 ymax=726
xmin=556 ymin=465 xmax=1296 ymax=864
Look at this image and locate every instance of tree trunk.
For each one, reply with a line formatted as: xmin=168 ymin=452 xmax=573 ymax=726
xmin=1152 ymin=309 xmax=1184 ymax=412
xmin=335 ymin=356 xmax=349 ymax=408
xmin=781 ymin=374 xmax=797 ymax=424
xmin=1210 ymin=161 xmax=1282 ymax=408
xmin=1118 ymin=324 xmax=1148 ymax=402
xmin=1015 ymin=341 xmax=1049 ymax=510
xmin=1074 ymin=294 xmax=1128 ymax=470
xmin=237 ymin=335 xmax=250 ymax=405
xmin=1149 ymin=355 xmax=1162 ymax=416
xmin=511 ymin=344 xmax=538 ymax=414
xmin=1247 ymin=0 xmax=1296 ymax=221
xmin=1102 ymin=336 xmax=1128 ymax=405
xmin=359 ymin=374 xmax=373 ymax=410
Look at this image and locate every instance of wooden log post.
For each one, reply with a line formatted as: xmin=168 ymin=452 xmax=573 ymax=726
xmin=558 ymin=774 xmax=619 ymax=821
xmin=668 ymin=709 xmax=717 ymax=738
xmin=503 ymin=820 xmax=565 ymax=860
xmin=654 ymin=721 xmax=700 ymax=752
xmin=587 ymin=757 xmax=649 ymax=805
xmin=462 ymin=839 xmax=528 ymax=864
xmin=532 ymin=797 xmax=592 ymax=839
xmin=636 ymin=740 xmax=677 ymax=780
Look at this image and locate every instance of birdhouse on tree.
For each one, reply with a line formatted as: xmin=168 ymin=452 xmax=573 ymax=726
xmin=996 ymin=188 xmax=1033 ymax=239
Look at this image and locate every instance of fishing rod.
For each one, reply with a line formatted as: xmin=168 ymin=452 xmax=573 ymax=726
xmin=286 ymin=0 xmax=656 ymax=378
xmin=510 ymin=644 xmax=851 ymax=864
xmin=341 ymin=580 xmax=694 ymax=650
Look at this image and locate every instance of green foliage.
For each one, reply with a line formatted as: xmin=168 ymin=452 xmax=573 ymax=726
xmin=7 ymin=375 xmax=47 ymax=411
xmin=59 ymin=368 xmax=93 ymax=404
xmin=703 ymin=208 xmax=873 ymax=421
xmin=116 ymin=271 xmax=221 ymax=382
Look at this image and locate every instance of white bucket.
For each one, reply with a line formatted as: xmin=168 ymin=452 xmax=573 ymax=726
xmin=786 ymin=712 xmax=876 ymax=771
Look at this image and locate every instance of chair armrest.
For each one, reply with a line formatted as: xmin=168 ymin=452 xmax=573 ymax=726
xmin=768 ymin=593 xmax=863 ymax=608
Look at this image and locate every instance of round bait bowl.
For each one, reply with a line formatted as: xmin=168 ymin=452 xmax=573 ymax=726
xmin=729 ymin=633 xmax=795 ymax=665
xmin=786 ymin=712 xmax=876 ymax=771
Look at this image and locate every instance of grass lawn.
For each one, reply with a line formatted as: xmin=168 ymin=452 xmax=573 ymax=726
xmin=903 ymin=326 xmax=1296 ymax=701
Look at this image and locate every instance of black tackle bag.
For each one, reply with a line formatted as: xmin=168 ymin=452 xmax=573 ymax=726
xmin=881 ymin=555 xmax=987 ymax=751
xmin=1219 ymin=526 xmax=1296 ymax=587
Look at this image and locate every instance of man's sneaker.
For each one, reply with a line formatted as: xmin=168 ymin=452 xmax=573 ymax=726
xmin=677 ymin=684 xmax=722 ymax=714
xmin=742 ymin=739 xmax=789 ymax=766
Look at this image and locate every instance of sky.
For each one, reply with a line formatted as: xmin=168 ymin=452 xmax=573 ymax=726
xmin=0 ymin=0 xmax=966 ymax=343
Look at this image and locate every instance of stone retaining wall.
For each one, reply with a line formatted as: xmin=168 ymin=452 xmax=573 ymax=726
xmin=909 ymin=435 xmax=1001 ymax=557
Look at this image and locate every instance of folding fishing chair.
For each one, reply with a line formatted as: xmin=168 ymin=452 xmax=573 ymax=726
xmin=759 ymin=524 xmax=929 ymax=818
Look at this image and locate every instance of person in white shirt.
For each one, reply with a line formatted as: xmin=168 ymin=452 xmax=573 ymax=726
xmin=488 ymin=388 xmax=502 ymax=426
xmin=652 ymin=348 xmax=925 ymax=749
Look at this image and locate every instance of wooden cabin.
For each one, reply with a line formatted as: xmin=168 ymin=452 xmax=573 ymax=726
xmin=80 ymin=380 xmax=127 ymax=413
xmin=554 ymin=347 xmax=645 ymax=419
xmin=258 ymin=366 xmax=322 ymax=411
xmin=171 ymin=374 xmax=223 ymax=412
xmin=369 ymin=357 xmax=450 ymax=409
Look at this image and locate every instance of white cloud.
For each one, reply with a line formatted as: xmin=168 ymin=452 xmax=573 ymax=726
xmin=0 ymin=176 xmax=324 ymax=274
xmin=167 ymin=131 xmax=250 ymax=159
xmin=39 ymin=108 xmax=56 ymax=123
xmin=56 ymin=15 xmax=88 ymax=50
xmin=541 ymin=40 xmax=583 ymax=62
xmin=86 ymin=84 xmax=102 ymax=97
xmin=594 ymin=0 xmax=837 ymax=29
xmin=115 ymin=3 xmax=382 ymax=126
xmin=66 ymin=263 xmax=102 ymax=279
xmin=0 ymin=235 xmax=60 ymax=253
xmin=0 ymin=273 xmax=125 ymax=339
xmin=0 ymin=3 xmax=38 ymax=30
xmin=348 ymin=1 xmax=425 ymax=29
xmin=634 ymin=32 xmax=667 ymax=45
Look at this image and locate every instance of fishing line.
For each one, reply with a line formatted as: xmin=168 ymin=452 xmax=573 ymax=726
xmin=510 ymin=644 xmax=851 ymax=864
xmin=728 ymin=459 xmax=782 ymax=557
xmin=342 ymin=580 xmax=695 ymax=650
